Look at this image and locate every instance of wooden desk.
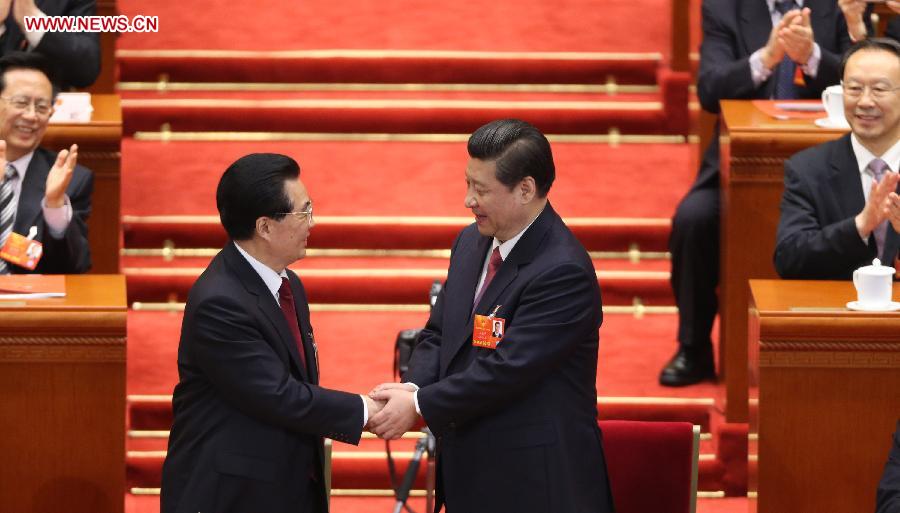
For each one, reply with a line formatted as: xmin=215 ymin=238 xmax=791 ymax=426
xmin=0 ymin=275 xmax=127 ymax=513
xmin=748 ymin=279 xmax=900 ymax=513
xmin=44 ymin=94 xmax=122 ymax=274
xmin=719 ymin=100 xmax=846 ymax=421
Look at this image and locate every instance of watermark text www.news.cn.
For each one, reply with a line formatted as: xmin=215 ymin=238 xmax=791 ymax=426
xmin=24 ymin=15 xmax=158 ymax=33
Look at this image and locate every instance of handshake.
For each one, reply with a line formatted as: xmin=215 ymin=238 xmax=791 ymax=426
xmin=360 ymin=382 xmax=420 ymax=440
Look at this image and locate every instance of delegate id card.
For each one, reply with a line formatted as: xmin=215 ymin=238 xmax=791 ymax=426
xmin=0 ymin=227 xmax=42 ymax=270
xmin=473 ymin=305 xmax=505 ymax=350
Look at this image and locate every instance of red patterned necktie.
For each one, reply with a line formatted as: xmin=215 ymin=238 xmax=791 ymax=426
xmin=473 ymin=247 xmax=503 ymax=310
xmin=278 ymin=277 xmax=308 ymax=370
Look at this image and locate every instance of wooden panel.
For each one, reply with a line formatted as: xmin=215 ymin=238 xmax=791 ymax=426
xmin=719 ymin=100 xmax=846 ymax=422
xmin=0 ymin=275 xmax=126 ymax=513
xmin=748 ymin=280 xmax=900 ymax=513
xmin=88 ymin=0 xmax=119 ymax=95
xmin=44 ymin=95 xmax=121 ymax=274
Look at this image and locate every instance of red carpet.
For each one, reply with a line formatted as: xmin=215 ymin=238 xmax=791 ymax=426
xmin=121 ymin=139 xmax=695 ymax=218
xmin=117 ymin=0 xmax=675 ymax=54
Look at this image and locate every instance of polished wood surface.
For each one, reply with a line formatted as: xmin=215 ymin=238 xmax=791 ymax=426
xmin=88 ymin=0 xmax=119 ymax=95
xmin=44 ymin=94 xmax=121 ymax=274
xmin=0 ymin=275 xmax=126 ymax=513
xmin=719 ymin=100 xmax=847 ymax=421
xmin=748 ymin=279 xmax=900 ymax=513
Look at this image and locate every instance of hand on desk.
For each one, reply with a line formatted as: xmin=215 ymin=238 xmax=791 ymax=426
xmin=367 ymin=383 xmax=418 ymax=440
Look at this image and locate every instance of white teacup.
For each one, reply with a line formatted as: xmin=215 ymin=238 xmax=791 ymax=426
xmin=853 ymin=258 xmax=895 ymax=309
xmin=821 ymin=85 xmax=846 ymax=126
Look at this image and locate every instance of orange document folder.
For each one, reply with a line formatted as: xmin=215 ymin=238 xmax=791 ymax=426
xmin=0 ymin=275 xmax=66 ymax=299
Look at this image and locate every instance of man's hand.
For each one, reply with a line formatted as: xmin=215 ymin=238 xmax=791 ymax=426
xmin=885 ymin=191 xmax=900 ymax=234
xmin=362 ymin=395 xmax=385 ymax=429
xmin=12 ymin=0 xmax=41 ymax=28
xmin=762 ymin=16 xmax=788 ymax=69
xmin=779 ymin=8 xmax=815 ymax=64
xmin=857 ymin=172 xmax=900 ymax=237
xmin=369 ymin=382 xmax=417 ymax=395
xmin=367 ymin=388 xmax=418 ymax=440
xmin=838 ymin=0 xmax=869 ymax=41
xmin=0 ymin=0 xmax=11 ymax=24
xmin=888 ymin=0 xmax=900 ymax=14
xmin=45 ymin=144 xmax=77 ymax=208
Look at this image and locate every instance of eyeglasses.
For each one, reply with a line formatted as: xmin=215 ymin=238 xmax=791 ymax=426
xmin=0 ymin=95 xmax=52 ymax=117
xmin=275 ymin=203 xmax=313 ymax=222
xmin=841 ymin=81 xmax=900 ymax=100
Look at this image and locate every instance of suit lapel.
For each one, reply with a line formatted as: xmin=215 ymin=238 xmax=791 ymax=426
xmin=441 ymin=205 xmax=556 ymax=376
xmin=290 ymin=273 xmax=319 ymax=384
xmin=223 ymin=243 xmax=310 ymax=381
xmin=830 ymin=135 xmax=866 ymax=225
xmin=13 ymin=150 xmax=49 ymax=237
xmin=740 ymin=0 xmax=775 ymax=97
xmin=739 ymin=0 xmax=772 ymax=57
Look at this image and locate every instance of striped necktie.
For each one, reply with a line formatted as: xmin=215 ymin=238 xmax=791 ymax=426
xmin=0 ymin=164 xmax=18 ymax=274
xmin=773 ymin=0 xmax=799 ymax=99
xmin=869 ymin=158 xmax=891 ymax=259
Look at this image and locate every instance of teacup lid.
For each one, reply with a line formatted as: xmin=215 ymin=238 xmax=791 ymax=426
xmin=857 ymin=258 xmax=896 ymax=275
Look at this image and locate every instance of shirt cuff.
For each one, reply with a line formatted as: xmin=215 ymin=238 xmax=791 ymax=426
xmin=405 ymin=382 xmax=422 ymax=415
xmin=23 ymin=11 xmax=48 ymax=49
xmin=413 ymin=390 xmax=421 ymax=416
xmin=41 ymin=195 xmax=72 ymax=239
xmin=749 ymin=49 xmax=773 ymax=87
xmin=361 ymin=395 xmax=369 ymax=428
xmin=800 ymin=43 xmax=821 ymax=79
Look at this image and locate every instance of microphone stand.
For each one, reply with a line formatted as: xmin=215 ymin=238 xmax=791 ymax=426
xmin=392 ymin=428 xmax=436 ymax=513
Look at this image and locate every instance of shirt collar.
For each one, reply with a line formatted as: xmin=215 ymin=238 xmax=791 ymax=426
xmin=233 ymin=241 xmax=287 ymax=302
xmin=850 ymin=134 xmax=900 ymax=176
xmin=767 ymin=0 xmax=804 ymax=13
xmin=491 ymin=207 xmax=544 ymax=260
xmin=7 ymin=151 xmax=34 ymax=180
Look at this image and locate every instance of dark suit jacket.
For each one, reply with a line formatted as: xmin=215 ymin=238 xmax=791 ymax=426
xmin=0 ymin=0 xmax=100 ymax=89
xmin=8 ymin=146 xmax=92 ymax=274
xmin=405 ymin=204 xmax=614 ymax=513
xmin=877 ymin=421 xmax=900 ymax=513
xmin=694 ymin=0 xmax=850 ymax=189
xmin=774 ymin=134 xmax=898 ymax=278
xmin=161 ymin=243 xmax=364 ymax=513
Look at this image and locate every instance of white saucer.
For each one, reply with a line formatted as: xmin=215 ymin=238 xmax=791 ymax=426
xmin=846 ymin=300 xmax=900 ymax=312
xmin=814 ymin=117 xmax=850 ymax=129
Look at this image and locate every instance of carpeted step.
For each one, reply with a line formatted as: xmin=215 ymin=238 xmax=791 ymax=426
xmin=120 ymin=138 xmax=695 ymax=219
xmin=121 ymin=93 xmax=687 ymax=136
xmin=117 ymin=49 xmax=665 ymax=86
xmin=125 ymin=492 xmax=748 ymax=513
xmin=122 ymin=265 xmax=672 ymax=305
xmin=123 ymin=216 xmax=674 ymax=253
xmin=118 ymin=89 xmax=664 ymax=102
xmin=126 ymin=310 xmax=714 ymax=400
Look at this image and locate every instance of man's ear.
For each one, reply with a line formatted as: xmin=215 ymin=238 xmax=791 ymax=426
xmin=255 ymin=216 xmax=272 ymax=241
xmin=519 ymin=176 xmax=537 ymax=203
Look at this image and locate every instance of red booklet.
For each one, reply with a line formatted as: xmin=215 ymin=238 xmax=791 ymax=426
xmin=0 ymin=275 xmax=66 ymax=298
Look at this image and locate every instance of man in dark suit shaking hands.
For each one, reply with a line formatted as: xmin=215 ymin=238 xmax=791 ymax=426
xmin=161 ymin=153 xmax=381 ymax=513
xmin=368 ymin=119 xmax=615 ymax=513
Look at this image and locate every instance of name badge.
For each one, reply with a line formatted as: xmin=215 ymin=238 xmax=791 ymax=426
xmin=473 ymin=305 xmax=504 ymax=350
xmin=0 ymin=227 xmax=42 ymax=270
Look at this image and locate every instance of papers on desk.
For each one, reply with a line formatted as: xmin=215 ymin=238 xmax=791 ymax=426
xmin=0 ymin=275 xmax=66 ymax=299
xmin=774 ymin=102 xmax=825 ymax=112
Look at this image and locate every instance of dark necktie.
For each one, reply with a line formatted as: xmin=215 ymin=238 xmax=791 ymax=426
xmin=0 ymin=164 xmax=18 ymax=275
xmin=278 ymin=277 xmax=308 ymax=371
xmin=473 ymin=247 xmax=503 ymax=310
xmin=869 ymin=158 xmax=892 ymax=259
xmin=773 ymin=0 xmax=799 ymax=100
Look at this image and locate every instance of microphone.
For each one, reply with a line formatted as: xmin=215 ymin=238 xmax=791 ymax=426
xmin=429 ymin=280 xmax=442 ymax=309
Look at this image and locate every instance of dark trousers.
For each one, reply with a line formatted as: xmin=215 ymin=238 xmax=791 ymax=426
xmin=669 ymin=178 xmax=719 ymax=355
